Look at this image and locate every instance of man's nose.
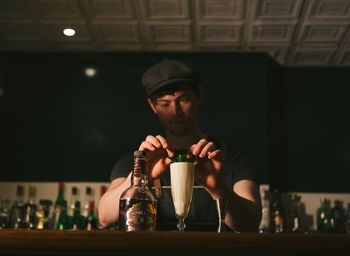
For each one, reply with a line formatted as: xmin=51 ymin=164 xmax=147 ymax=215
xmin=169 ymin=102 xmax=183 ymax=116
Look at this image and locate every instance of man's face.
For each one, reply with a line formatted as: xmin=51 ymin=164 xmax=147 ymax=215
xmin=148 ymin=85 xmax=200 ymax=137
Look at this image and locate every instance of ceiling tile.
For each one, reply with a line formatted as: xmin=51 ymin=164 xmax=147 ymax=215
xmin=84 ymin=0 xmax=136 ymax=20
xmin=249 ymin=21 xmax=297 ymax=43
xmin=196 ymin=0 xmax=245 ymax=20
xmin=307 ymin=0 xmax=350 ymax=19
xmin=139 ymin=0 xmax=190 ymax=19
xmin=252 ymin=0 xmax=303 ymax=19
xmin=36 ymin=0 xmax=82 ymax=19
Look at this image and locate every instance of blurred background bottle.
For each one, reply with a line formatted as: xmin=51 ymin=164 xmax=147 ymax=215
xmin=270 ymin=189 xmax=284 ymax=233
xmin=9 ymin=185 xmax=25 ymax=229
xmin=331 ymin=200 xmax=346 ymax=234
xmin=86 ymin=201 xmax=97 ymax=231
xmin=259 ymin=189 xmax=270 ymax=233
xmin=83 ymin=186 xmax=93 ymax=218
xmin=289 ymin=194 xmax=303 ymax=233
xmin=53 ymin=182 xmax=65 ymax=229
xmin=316 ymin=198 xmax=332 ymax=233
xmin=23 ymin=185 xmax=37 ymax=229
xmin=0 ymin=197 xmax=11 ymax=229
xmin=56 ymin=200 xmax=69 ymax=230
xmin=36 ymin=199 xmax=53 ymax=230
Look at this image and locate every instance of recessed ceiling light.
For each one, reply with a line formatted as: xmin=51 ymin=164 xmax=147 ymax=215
xmin=84 ymin=67 xmax=98 ymax=77
xmin=63 ymin=28 xmax=76 ymax=37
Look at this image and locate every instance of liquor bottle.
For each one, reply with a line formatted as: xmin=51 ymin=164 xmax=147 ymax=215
xmin=69 ymin=187 xmax=79 ymax=217
xmin=316 ymin=198 xmax=332 ymax=233
xmin=270 ymin=189 xmax=284 ymax=233
xmin=258 ymin=189 xmax=270 ymax=233
xmin=23 ymin=185 xmax=37 ymax=229
xmin=53 ymin=182 xmax=65 ymax=229
xmin=119 ymin=150 xmax=157 ymax=231
xmin=345 ymin=203 xmax=350 ymax=234
xmin=9 ymin=185 xmax=25 ymax=229
xmin=331 ymin=200 xmax=346 ymax=234
xmin=0 ymin=197 xmax=11 ymax=229
xmin=56 ymin=200 xmax=69 ymax=230
xmin=289 ymin=194 xmax=303 ymax=233
xmin=83 ymin=187 xmax=93 ymax=218
xmin=72 ymin=201 xmax=85 ymax=230
xmin=86 ymin=201 xmax=97 ymax=231
xmin=36 ymin=200 xmax=53 ymax=230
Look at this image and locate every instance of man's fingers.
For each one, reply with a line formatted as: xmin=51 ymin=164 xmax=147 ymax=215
xmin=155 ymin=135 xmax=168 ymax=148
xmin=208 ymin=149 xmax=222 ymax=159
xmin=191 ymin=139 xmax=208 ymax=155
xmin=145 ymin=135 xmax=162 ymax=148
xmin=139 ymin=141 xmax=156 ymax=151
xmin=199 ymin=142 xmax=215 ymax=158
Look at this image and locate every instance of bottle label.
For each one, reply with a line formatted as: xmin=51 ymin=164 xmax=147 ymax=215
xmin=125 ymin=201 xmax=156 ymax=231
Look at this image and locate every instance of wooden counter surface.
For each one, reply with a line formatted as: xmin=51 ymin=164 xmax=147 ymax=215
xmin=0 ymin=229 xmax=349 ymax=256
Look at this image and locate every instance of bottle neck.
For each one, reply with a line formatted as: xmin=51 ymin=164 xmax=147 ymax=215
xmin=132 ymin=172 xmax=148 ymax=187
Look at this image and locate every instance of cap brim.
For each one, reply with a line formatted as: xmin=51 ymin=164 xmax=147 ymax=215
xmin=146 ymin=78 xmax=196 ymax=95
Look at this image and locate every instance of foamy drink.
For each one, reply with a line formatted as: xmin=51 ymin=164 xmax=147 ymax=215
xmin=170 ymin=162 xmax=194 ymax=219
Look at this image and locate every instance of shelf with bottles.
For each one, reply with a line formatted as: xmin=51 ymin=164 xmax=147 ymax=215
xmin=0 ymin=183 xmax=108 ymax=231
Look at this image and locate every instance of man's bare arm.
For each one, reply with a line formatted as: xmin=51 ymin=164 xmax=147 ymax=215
xmin=97 ymin=173 xmax=132 ymax=228
xmin=224 ymin=179 xmax=262 ymax=232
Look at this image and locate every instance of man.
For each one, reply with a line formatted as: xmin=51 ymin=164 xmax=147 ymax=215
xmin=98 ymin=59 xmax=261 ymax=231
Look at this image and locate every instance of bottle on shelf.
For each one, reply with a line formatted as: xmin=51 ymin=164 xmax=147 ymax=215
xmin=346 ymin=203 xmax=350 ymax=234
xmin=23 ymin=185 xmax=37 ymax=229
xmin=83 ymin=186 xmax=93 ymax=218
xmin=86 ymin=201 xmax=97 ymax=231
xmin=53 ymin=182 xmax=65 ymax=229
xmin=119 ymin=150 xmax=157 ymax=231
xmin=331 ymin=200 xmax=346 ymax=234
xmin=56 ymin=200 xmax=70 ymax=230
xmin=270 ymin=189 xmax=284 ymax=233
xmin=0 ymin=197 xmax=11 ymax=229
xmin=69 ymin=187 xmax=79 ymax=217
xmin=316 ymin=198 xmax=332 ymax=233
xmin=9 ymin=185 xmax=25 ymax=229
xmin=36 ymin=199 xmax=53 ymax=230
xmin=289 ymin=194 xmax=303 ymax=233
xmin=258 ymin=189 xmax=270 ymax=233
xmin=72 ymin=201 xmax=85 ymax=230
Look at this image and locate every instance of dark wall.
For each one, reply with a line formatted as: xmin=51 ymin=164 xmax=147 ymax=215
xmin=281 ymin=68 xmax=350 ymax=193
xmin=0 ymin=52 xmax=271 ymax=183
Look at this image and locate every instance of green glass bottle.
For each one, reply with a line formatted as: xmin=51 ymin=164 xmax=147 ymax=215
xmin=316 ymin=198 xmax=332 ymax=233
xmin=53 ymin=182 xmax=65 ymax=229
xmin=86 ymin=201 xmax=97 ymax=231
xmin=72 ymin=201 xmax=85 ymax=230
xmin=56 ymin=200 xmax=69 ymax=230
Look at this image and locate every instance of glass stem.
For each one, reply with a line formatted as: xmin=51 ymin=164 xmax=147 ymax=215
xmin=177 ymin=218 xmax=186 ymax=231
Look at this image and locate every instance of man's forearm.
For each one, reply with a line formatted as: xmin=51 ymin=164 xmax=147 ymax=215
xmin=98 ymin=173 xmax=132 ymax=228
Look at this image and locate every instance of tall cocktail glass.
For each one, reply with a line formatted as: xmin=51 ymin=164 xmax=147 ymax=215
xmin=170 ymin=162 xmax=194 ymax=231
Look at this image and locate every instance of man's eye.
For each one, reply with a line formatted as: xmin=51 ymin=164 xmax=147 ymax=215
xmin=160 ymin=103 xmax=169 ymax=108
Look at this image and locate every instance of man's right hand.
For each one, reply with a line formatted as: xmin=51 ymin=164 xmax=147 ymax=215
xmin=138 ymin=135 xmax=174 ymax=180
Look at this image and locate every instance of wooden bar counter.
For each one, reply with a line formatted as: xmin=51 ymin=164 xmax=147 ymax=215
xmin=0 ymin=229 xmax=349 ymax=256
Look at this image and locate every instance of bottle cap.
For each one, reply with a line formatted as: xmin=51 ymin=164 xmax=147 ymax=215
xmin=134 ymin=150 xmax=146 ymax=158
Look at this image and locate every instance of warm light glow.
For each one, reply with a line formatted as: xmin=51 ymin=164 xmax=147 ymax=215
xmin=63 ymin=28 xmax=76 ymax=37
xmin=84 ymin=67 xmax=98 ymax=77
xmin=0 ymin=87 xmax=3 ymax=98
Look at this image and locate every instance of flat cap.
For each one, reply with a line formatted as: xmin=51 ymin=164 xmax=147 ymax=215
xmin=142 ymin=59 xmax=199 ymax=95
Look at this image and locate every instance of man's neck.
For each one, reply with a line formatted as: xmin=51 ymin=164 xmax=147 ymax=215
xmin=165 ymin=128 xmax=207 ymax=151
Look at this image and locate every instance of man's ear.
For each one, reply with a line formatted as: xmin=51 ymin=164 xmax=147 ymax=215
xmin=147 ymin=98 xmax=158 ymax=114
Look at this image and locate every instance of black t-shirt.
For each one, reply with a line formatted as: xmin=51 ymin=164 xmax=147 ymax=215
xmin=110 ymin=142 xmax=260 ymax=231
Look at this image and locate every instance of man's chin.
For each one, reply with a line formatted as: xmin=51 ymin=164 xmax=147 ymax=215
xmin=168 ymin=126 xmax=191 ymax=137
